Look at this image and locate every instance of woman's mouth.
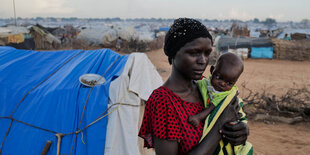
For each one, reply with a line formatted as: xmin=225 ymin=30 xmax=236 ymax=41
xmin=193 ymin=70 xmax=204 ymax=74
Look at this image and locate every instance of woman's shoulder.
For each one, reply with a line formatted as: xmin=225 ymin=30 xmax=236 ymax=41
xmin=150 ymin=86 xmax=175 ymax=97
xmin=148 ymin=86 xmax=175 ymax=103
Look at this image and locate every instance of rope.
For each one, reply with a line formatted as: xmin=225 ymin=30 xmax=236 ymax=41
xmin=69 ymin=56 xmax=121 ymax=155
xmin=0 ymin=100 xmax=139 ymax=134
xmin=0 ymin=54 xmax=136 ymax=155
xmin=0 ymin=51 xmax=84 ymax=154
xmin=0 ymin=93 xmax=137 ymax=154
xmin=9 ymin=51 xmax=84 ymax=117
xmin=0 ymin=116 xmax=58 ymax=134
xmin=0 ymin=120 xmax=13 ymax=154
xmin=0 ymin=101 xmax=136 ymax=137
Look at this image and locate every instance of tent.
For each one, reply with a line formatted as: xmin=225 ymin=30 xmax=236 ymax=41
xmin=217 ymin=36 xmax=273 ymax=52
xmin=0 ymin=46 xmax=161 ymax=154
xmin=159 ymin=27 xmax=170 ymax=32
xmin=77 ymin=26 xmax=139 ymax=47
xmin=251 ymin=47 xmax=273 ymax=59
xmin=30 ymin=26 xmax=61 ymax=50
xmin=0 ymin=26 xmax=35 ymax=50
xmin=105 ymin=53 xmax=162 ymax=155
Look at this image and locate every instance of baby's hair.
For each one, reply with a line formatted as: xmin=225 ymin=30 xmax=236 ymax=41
xmin=217 ymin=52 xmax=244 ymax=74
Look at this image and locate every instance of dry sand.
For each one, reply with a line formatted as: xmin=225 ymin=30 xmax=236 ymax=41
xmin=144 ymin=49 xmax=310 ymax=155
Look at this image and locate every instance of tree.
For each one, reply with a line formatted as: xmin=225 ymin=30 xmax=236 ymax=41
xmin=253 ymin=18 xmax=260 ymax=23
xmin=263 ymin=18 xmax=276 ymax=26
xmin=300 ymin=19 xmax=310 ymax=27
xmin=35 ymin=17 xmax=44 ymax=21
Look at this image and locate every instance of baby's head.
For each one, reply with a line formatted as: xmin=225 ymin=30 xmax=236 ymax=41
xmin=210 ymin=52 xmax=244 ymax=92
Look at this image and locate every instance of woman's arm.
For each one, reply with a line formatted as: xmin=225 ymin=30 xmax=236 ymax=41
xmin=187 ymin=120 xmax=222 ymax=155
xmin=153 ymin=122 xmax=222 ymax=155
xmin=154 ymin=137 xmax=179 ymax=155
xmin=188 ymin=95 xmax=241 ymax=155
xmin=154 ymin=96 xmax=240 ymax=155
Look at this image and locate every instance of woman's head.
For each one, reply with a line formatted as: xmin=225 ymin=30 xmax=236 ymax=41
xmin=164 ymin=18 xmax=213 ymax=64
xmin=173 ymin=37 xmax=212 ymax=80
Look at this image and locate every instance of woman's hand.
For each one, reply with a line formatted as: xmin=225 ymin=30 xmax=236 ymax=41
xmin=221 ymin=121 xmax=249 ymax=146
xmin=218 ymin=93 xmax=249 ymax=146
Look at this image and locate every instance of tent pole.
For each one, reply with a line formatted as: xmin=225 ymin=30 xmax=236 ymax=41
xmin=56 ymin=133 xmax=65 ymax=155
xmin=13 ymin=0 xmax=17 ymax=26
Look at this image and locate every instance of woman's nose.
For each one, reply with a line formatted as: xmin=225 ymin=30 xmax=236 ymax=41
xmin=197 ymin=54 xmax=207 ymax=64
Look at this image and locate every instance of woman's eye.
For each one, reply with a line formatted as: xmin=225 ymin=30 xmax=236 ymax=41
xmin=204 ymin=50 xmax=211 ymax=56
xmin=216 ymin=75 xmax=220 ymax=79
xmin=189 ymin=51 xmax=199 ymax=56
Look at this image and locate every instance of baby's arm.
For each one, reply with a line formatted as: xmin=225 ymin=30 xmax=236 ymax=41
xmin=188 ymin=104 xmax=216 ymax=128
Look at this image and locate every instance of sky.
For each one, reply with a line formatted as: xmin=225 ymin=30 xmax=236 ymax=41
xmin=1 ymin=0 xmax=309 ymax=22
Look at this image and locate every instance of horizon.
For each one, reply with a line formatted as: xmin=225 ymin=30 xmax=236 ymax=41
xmin=1 ymin=0 xmax=310 ymax=22
xmin=0 ymin=17 xmax=307 ymax=23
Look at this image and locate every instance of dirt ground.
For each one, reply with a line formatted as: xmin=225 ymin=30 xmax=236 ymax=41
xmin=144 ymin=49 xmax=310 ymax=155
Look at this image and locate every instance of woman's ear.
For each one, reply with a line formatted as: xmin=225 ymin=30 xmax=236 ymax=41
xmin=210 ymin=65 xmax=215 ymax=74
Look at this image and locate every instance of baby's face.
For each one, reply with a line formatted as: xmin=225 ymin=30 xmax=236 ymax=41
xmin=210 ymin=64 xmax=240 ymax=92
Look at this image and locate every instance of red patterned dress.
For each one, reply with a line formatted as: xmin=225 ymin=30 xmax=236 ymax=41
xmin=139 ymin=86 xmax=204 ymax=154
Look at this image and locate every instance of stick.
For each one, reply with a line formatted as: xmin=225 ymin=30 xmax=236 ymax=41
xmin=55 ymin=133 xmax=65 ymax=155
xmin=40 ymin=141 xmax=52 ymax=155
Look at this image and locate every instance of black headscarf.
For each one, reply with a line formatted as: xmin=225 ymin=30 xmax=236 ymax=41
xmin=164 ymin=18 xmax=212 ymax=64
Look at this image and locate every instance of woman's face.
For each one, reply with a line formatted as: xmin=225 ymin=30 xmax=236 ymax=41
xmin=173 ymin=37 xmax=212 ymax=80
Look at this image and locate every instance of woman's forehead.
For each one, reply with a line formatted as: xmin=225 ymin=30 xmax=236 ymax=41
xmin=181 ymin=38 xmax=212 ymax=50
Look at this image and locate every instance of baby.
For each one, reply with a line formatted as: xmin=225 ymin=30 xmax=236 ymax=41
xmin=189 ymin=52 xmax=244 ymax=128
xmin=189 ymin=52 xmax=252 ymax=155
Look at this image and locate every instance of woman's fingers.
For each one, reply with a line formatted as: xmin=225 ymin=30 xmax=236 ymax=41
xmin=221 ymin=128 xmax=247 ymax=138
xmin=220 ymin=121 xmax=249 ymax=146
xmin=223 ymin=134 xmax=247 ymax=146
xmin=223 ymin=121 xmax=248 ymax=132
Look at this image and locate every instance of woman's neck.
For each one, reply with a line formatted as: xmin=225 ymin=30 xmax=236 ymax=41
xmin=164 ymin=67 xmax=193 ymax=92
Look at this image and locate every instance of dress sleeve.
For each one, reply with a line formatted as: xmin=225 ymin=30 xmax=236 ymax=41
xmin=139 ymin=90 xmax=183 ymax=148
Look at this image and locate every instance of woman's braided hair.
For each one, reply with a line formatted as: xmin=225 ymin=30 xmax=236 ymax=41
xmin=164 ymin=18 xmax=213 ymax=64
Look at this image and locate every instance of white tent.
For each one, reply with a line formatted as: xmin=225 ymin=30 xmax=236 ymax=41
xmin=77 ymin=26 xmax=139 ymax=47
xmin=0 ymin=26 xmax=29 ymax=37
xmin=105 ymin=53 xmax=163 ymax=155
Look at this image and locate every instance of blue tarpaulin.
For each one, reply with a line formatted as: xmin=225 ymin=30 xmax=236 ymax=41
xmin=251 ymin=47 xmax=273 ymax=59
xmin=159 ymin=27 xmax=170 ymax=32
xmin=0 ymin=46 xmax=128 ymax=154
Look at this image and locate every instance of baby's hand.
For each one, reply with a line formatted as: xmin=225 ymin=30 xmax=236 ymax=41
xmin=188 ymin=115 xmax=201 ymax=128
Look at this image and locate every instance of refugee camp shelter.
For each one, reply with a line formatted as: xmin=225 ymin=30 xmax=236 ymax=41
xmin=251 ymin=47 xmax=273 ymax=59
xmin=30 ymin=25 xmax=61 ymax=50
xmin=0 ymin=47 xmax=161 ymax=155
xmin=230 ymin=22 xmax=250 ymax=37
xmin=272 ymin=38 xmax=310 ymax=61
xmin=217 ymin=36 xmax=273 ymax=51
xmin=216 ymin=36 xmax=274 ymax=59
xmin=0 ymin=26 xmax=35 ymax=50
xmin=77 ymin=26 xmax=138 ymax=47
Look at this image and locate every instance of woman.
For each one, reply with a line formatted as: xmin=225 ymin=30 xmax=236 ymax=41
xmin=139 ymin=18 xmax=249 ymax=155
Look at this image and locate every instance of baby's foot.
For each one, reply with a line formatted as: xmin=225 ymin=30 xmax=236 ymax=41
xmin=188 ymin=115 xmax=201 ymax=128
